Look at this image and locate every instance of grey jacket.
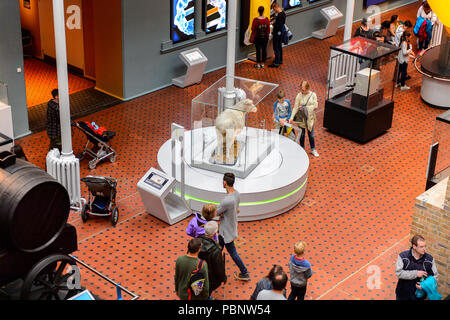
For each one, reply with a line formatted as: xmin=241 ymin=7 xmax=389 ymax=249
xmin=218 ymin=191 xmax=240 ymax=244
xmin=289 ymin=256 xmax=313 ymax=288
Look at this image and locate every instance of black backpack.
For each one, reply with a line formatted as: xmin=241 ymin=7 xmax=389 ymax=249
xmin=187 ymin=259 xmax=206 ymax=299
xmin=256 ymin=21 xmax=267 ymax=39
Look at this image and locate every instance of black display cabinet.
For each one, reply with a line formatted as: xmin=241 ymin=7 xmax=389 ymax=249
xmin=323 ymin=37 xmax=400 ymax=143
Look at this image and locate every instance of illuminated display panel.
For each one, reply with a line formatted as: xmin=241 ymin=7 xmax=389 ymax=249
xmin=283 ymin=0 xmax=301 ymax=10
xmin=171 ymin=0 xmax=195 ymax=43
xmin=364 ymin=0 xmax=388 ymax=6
xmin=204 ymin=0 xmax=227 ymax=33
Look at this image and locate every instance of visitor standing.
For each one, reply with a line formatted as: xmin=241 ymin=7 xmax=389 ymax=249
xmin=289 ymin=81 xmax=319 ymax=157
xmin=273 ymin=90 xmax=292 ymax=136
xmin=250 ymin=6 xmax=270 ymax=69
xmin=46 ymin=89 xmax=62 ymax=152
xmin=268 ymin=2 xmax=285 ymax=68
xmin=198 ymin=221 xmax=227 ymax=297
xmin=395 ymin=235 xmax=438 ymax=300
xmin=217 ymin=173 xmax=250 ymax=281
xmin=288 ymin=241 xmax=313 ymax=300
xmin=397 ymin=31 xmax=415 ymax=91
xmin=175 ymin=238 xmax=209 ymax=300
xmin=256 ymin=271 xmax=288 ymax=300
xmin=250 ymin=264 xmax=286 ymax=300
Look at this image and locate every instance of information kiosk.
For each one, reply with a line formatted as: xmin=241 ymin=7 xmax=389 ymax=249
xmin=172 ymin=48 xmax=208 ymax=88
xmin=137 ymin=167 xmax=191 ymax=225
xmin=312 ymin=6 xmax=343 ymax=40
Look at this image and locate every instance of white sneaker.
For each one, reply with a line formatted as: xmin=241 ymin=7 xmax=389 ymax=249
xmin=400 ymin=85 xmax=410 ymax=91
xmin=311 ymin=149 xmax=319 ymax=157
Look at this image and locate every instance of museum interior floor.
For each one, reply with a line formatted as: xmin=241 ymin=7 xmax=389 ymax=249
xmin=14 ymin=2 xmax=444 ymax=299
xmin=23 ymin=57 xmax=94 ymax=108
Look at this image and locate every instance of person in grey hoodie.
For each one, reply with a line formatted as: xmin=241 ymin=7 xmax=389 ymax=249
xmin=288 ymin=241 xmax=313 ymax=300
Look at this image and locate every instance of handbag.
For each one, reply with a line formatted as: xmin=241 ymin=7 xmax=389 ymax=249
xmin=282 ymin=24 xmax=293 ymax=45
xmin=293 ymin=93 xmax=312 ymax=123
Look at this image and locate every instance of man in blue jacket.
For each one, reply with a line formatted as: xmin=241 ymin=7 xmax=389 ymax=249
xmin=395 ymin=235 xmax=439 ymax=300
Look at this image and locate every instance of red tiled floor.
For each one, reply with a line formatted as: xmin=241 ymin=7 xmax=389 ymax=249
xmin=23 ymin=58 xmax=94 ymax=107
xmin=16 ymin=2 xmax=445 ymax=300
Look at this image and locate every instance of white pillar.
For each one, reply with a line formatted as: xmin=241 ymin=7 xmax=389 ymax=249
xmin=344 ymin=0 xmax=355 ymax=42
xmin=224 ymin=0 xmax=237 ymax=108
xmin=52 ymin=0 xmax=73 ymax=157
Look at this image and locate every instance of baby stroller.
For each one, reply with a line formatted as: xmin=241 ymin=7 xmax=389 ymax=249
xmin=81 ymin=175 xmax=119 ymax=226
xmin=72 ymin=121 xmax=116 ymax=169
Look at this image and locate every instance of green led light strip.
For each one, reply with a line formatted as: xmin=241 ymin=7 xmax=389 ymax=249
xmin=174 ymin=178 xmax=307 ymax=206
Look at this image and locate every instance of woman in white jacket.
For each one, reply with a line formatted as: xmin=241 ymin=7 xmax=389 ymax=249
xmin=416 ymin=1 xmax=438 ymax=51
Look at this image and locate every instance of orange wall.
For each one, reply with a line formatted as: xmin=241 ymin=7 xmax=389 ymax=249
xmin=38 ymin=0 xmax=85 ymax=71
xmin=19 ymin=0 xmax=42 ymax=57
xmin=93 ymin=0 xmax=123 ymax=99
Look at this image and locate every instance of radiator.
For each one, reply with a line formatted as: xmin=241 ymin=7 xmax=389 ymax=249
xmin=46 ymin=149 xmax=84 ymax=211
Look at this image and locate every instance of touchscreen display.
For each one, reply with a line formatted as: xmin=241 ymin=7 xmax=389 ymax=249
xmin=144 ymin=172 xmax=169 ymax=190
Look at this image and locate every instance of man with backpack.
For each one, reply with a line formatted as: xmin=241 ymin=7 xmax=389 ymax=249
xmin=250 ymin=6 xmax=270 ymax=69
xmin=198 ymin=221 xmax=227 ymax=297
xmin=175 ymin=238 xmax=209 ymax=300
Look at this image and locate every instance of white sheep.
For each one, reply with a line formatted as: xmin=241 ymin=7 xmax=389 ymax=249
xmin=215 ymin=99 xmax=257 ymax=163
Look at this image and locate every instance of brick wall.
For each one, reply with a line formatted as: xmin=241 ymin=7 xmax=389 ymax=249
xmin=412 ymin=177 xmax=449 ymax=298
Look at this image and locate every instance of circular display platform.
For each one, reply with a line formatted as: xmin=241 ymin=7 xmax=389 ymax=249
xmin=420 ymin=46 xmax=450 ymax=110
xmin=157 ymin=127 xmax=309 ymax=221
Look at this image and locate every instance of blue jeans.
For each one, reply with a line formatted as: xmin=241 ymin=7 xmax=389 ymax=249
xmin=300 ymin=127 xmax=315 ymax=150
xmin=272 ymin=36 xmax=282 ymax=65
xmin=219 ymin=235 xmax=248 ymax=275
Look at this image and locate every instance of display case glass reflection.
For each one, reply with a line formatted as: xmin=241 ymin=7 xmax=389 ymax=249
xmin=190 ymin=76 xmax=278 ymax=178
xmin=171 ymin=0 xmax=195 ymax=43
xmin=326 ymin=37 xmax=400 ymax=113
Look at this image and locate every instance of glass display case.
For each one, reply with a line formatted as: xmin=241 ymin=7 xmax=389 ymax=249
xmin=426 ymin=110 xmax=450 ymax=190
xmin=190 ymin=75 xmax=278 ymax=178
xmin=323 ymin=37 xmax=400 ymax=143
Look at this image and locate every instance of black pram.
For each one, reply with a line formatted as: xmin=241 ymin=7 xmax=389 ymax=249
xmin=72 ymin=121 xmax=116 ymax=169
xmin=81 ymin=175 xmax=119 ymax=226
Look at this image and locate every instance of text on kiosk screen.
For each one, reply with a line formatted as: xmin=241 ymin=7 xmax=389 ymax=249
xmin=144 ymin=172 xmax=169 ymax=190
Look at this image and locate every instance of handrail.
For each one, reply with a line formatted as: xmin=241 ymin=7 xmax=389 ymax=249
xmin=414 ymin=46 xmax=450 ymax=82
xmin=70 ymin=255 xmax=140 ymax=300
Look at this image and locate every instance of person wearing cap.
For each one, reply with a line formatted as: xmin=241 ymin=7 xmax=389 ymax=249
xmin=354 ymin=17 xmax=372 ymax=38
xmin=198 ymin=221 xmax=227 ymax=297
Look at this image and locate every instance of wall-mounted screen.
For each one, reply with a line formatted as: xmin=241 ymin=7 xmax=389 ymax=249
xmin=283 ymin=0 xmax=302 ymax=10
xmin=204 ymin=0 xmax=227 ymax=33
xmin=364 ymin=0 xmax=388 ymax=6
xmin=171 ymin=0 xmax=195 ymax=43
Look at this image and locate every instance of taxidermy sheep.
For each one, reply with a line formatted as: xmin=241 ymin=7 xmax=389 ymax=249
xmin=215 ymin=99 xmax=257 ymax=163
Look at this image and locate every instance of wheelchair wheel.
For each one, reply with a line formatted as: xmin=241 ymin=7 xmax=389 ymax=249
xmin=109 ymin=155 xmax=116 ymax=163
xmin=111 ymin=207 xmax=119 ymax=226
xmin=81 ymin=204 xmax=89 ymax=223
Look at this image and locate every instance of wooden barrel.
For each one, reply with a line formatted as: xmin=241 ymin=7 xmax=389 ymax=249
xmin=0 ymin=155 xmax=70 ymax=253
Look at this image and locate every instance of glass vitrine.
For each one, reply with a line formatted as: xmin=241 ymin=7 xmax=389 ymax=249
xmin=326 ymin=36 xmax=400 ymax=112
xmin=190 ymin=75 xmax=278 ymax=178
